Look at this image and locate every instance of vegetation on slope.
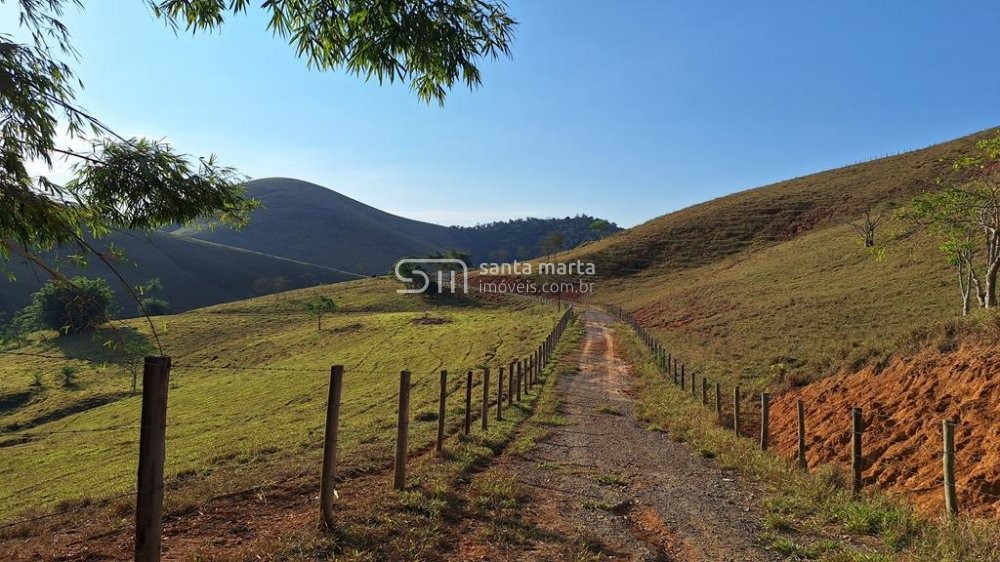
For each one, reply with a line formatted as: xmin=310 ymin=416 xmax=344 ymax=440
xmin=0 ymin=277 xmax=561 ymax=521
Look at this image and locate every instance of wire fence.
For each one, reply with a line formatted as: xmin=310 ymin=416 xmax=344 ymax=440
xmin=0 ymin=300 xmax=576 ymax=562
xmin=609 ymin=303 xmax=991 ymax=518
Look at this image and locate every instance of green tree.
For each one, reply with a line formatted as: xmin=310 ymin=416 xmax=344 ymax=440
xmin=590 ymin=218 xmax=611 ymax=236
xmin=304 ymin=296 xmax=338 ymax=331
xmin=906 ymin=132 xmax=1000 ymax=315
xmin=538 ymin=231 xmax=566 ymax=259
xmin=139 ymin=297 xmax=170 ymax=317
xmin=22 ymin=276 xmax=116 ymax=334
xmin=3 ymin=0 xmax=515 ymax=269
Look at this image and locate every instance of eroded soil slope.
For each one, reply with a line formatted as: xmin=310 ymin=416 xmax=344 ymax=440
xmin=770 ymin=341 xmax=1000 ymax=516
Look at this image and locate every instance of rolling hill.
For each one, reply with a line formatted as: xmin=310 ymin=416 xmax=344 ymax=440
xmin=0 ymin=177 xmax=618 ymax=319
xmin=174 ymin=177 xmax=620 ymax=273
xmin=566 ymin=126 xmax=997 ymax=384
xmin=0 ymin=231 xmax=360 ymax=319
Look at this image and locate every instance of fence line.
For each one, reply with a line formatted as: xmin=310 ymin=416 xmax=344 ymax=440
xmin=608 ymin=303 xmax=971 ymax=519
xmin=0 ymin=301 xmax=577 ymax=562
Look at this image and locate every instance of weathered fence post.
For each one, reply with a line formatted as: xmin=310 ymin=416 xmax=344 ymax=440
xmin=497 ymin=367 xmax=504 ymax=421
xmin=464 ymin=370 xmax=472 ymax=435
xmin=516 ymin=361 xmax=522 ymax=402
xmin=715 ymin=382 xmax=722 ymax=420
xmin=681 ymin=364 xmax=686 ymax=390
xmin=320 ymin=364 xmax=344 ymax=530
xmin=851 ymin=407 xmax=863 ymax=496
xmin=701 ymin=377 xmax=708 ymax=405
xmin=760 ymin=393 xmax=770 ymax=451
xmin=508 ymin=361 xmax=515 ymax=406
xmin=797 ymin=399 xmax=806 ymax=470
xmin=943 ymin=419 xmax=958 ymax=517
xmin=436 ymin=370 xmax=447 ymax=453
xmin=394 ymin=370 xmax=412 ymax=490
xmin=135 ymin=355 xmax=170 ymax=562
xmin=733 ymin=385 xmax=741 ymax=436
xmin=481 ymin=368 xmax=490 ymax=431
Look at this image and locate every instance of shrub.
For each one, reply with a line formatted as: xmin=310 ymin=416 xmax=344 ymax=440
xmin=22 ymin=277 xmax=116 ymax=334
xmin=139 ymin=297 xmax=169 ymax=316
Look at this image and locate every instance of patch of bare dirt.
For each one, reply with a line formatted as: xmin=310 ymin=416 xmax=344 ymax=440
xmin=771 ymin=341 xmax=1000 ymax=517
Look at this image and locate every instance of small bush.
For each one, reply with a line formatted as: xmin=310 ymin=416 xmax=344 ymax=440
xmin=21 ymin=277 xmax=116 ymax=334
xmin=60 ymin=366 xmax=77 ymax=387
xmin=139 ymin=298 xmax=169 ymax=316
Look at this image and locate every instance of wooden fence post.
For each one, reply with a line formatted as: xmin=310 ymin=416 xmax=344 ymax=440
xmin=733 ymin=385 xmax=741 ymax=436
xmin=851 ymin=407 xmax=863 ymax=496
xmin=464 ymin=370 xmax=472 ymax=436
xmin=436 ymin=370 xmax=447 ymax=453
xmin=702 ymin=377 xmax=708 ymax=405
xmin=797 ymin=399 xmax=807 ymax=470
xmin=508 ymin=361 xmax=515 ymax=406
xmin=760 ymin=393 xmax=770 ymax=451
xmin=481 ymin=368 xmax=490 ymax=431
xmin=135 ymin=355 xmax=170 ymax=562
xmin=943 ymin=420 xmax=958 ymax=517
xmin=681 ymin=364 xmax=686 ymax=390
xmin=497 ymin=367 xmax=504 ymax=421
xmin=715 ymin=382 xmax=721 ymax=420
xmin=516 ymin=361 xmax=522 ymax=402
xmin=393 ymin=370 xmax=411 ymax=490
xmin=320 ymin=364 xmax=344 ymax=530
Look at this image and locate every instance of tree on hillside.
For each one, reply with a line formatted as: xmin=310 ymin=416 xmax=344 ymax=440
xmin=590 ymin=218 xmax=611 ymax=237
xmin=849 ymin=209 xmax=884 ymax=249
xmin=906 ymin=133 xmax=1000 ymax=315
xmin=3 ymin=0 xmax=516 ymax=335
xmin=538 ymin=231 xmax=566 ymax=260
xmin=304 ymin=296 xmax=338 ymax=331
xmin=20 ymin=277 xmax=116 ymax=334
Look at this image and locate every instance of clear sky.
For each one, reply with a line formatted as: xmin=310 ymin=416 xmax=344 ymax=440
xmin=8 ymin=1 xmax=1000 ymax=227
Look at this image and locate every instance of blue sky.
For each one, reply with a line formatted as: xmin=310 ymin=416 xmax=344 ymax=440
xmin=9 ymin=1 xmax=1000 ymax=227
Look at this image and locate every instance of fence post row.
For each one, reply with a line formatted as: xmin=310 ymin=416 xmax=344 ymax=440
xmin=616 ymin=303 xmax=970 ymax=521
xmin=320 ymin=364 xmax=344 ymax=530
xmin=135 ymin=355 xmax=171 ymax=562
xmin=393 ymin=370 xmax=411 ymax=490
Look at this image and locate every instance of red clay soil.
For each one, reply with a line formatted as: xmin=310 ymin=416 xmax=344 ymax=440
xmin=770 ymin=341 xmax=1000 ymax=517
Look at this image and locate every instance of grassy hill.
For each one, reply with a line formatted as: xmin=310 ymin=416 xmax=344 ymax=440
xmin=174 ymin=177 xmax=620 ymax=272
xmin=567 ymin=127 xmax=998 ymax=387
xmin=0 ymin=230 xmax=361 ymax=319
xmin=0 ymin=178 xmax=617 ymax=319
xmin=0 ymin=278 xmax=562 ymax=520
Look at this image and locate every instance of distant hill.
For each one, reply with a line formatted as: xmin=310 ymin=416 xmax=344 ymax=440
xmin=0 ymin=177 xmax=618 ymax=318
xmin=0 ymin=231 xmax=359 ymax=319
xmin=174 ymin=177 xmax=620 ymax=272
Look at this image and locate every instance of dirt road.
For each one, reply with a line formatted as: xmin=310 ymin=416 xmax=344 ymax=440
xmin=461 ymin=310 xmax=779 ymax=561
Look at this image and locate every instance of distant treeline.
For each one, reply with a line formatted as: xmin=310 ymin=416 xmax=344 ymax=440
xmin=447 ymin=215 xmax=621 ymax=263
